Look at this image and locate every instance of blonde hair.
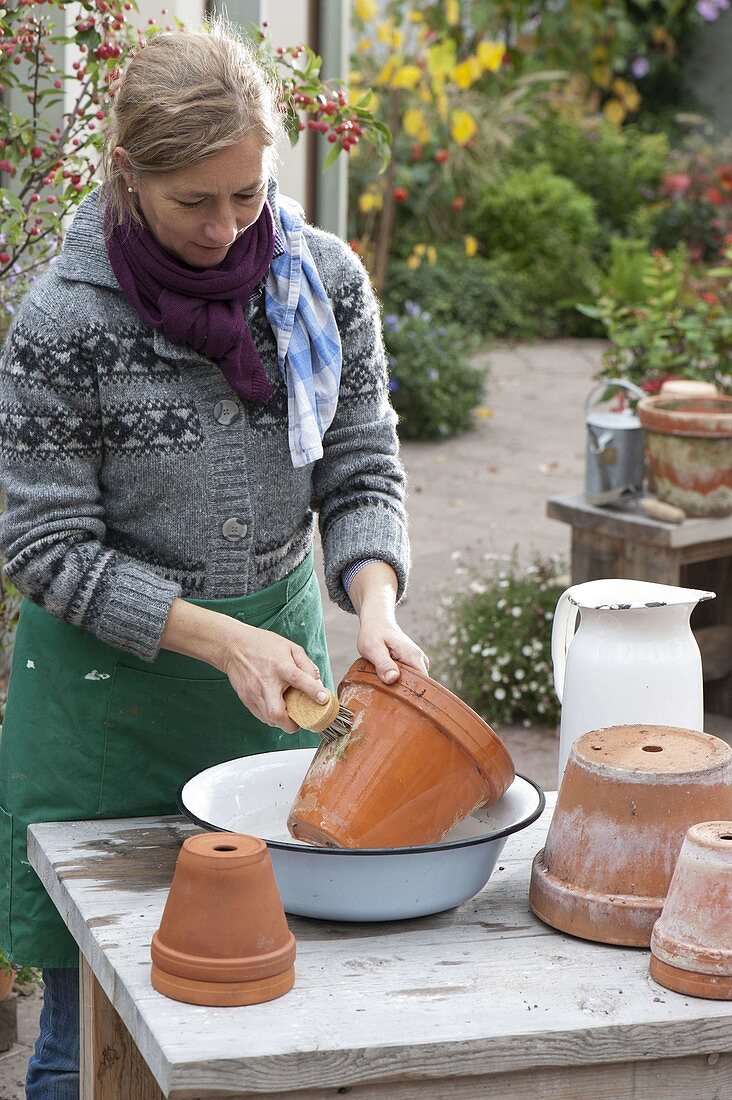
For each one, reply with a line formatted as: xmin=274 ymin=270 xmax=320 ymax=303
xmin=102 ymin=22 xmax=284 ymax=228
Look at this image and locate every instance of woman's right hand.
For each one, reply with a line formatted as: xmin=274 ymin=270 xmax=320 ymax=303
xmin=160 ymin=598 xmax=328 ymax=732
xmin=218 ymin=617 xmax=328 ymax=732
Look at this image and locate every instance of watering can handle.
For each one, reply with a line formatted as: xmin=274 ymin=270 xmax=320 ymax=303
xmin=584 ymin=378 xmax=646 ymax=419
xmin=551 ymin=589 xmax=579 ymax=705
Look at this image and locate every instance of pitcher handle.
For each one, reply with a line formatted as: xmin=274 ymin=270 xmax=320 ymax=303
xmin=584 ymin=378 xmax=646 ymax=419
xmin=551 ymin=589 xmax=579 ymax=705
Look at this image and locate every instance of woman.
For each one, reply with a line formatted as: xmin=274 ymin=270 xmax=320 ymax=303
xmin=0 ymin=25 xmax=426 ymax=1098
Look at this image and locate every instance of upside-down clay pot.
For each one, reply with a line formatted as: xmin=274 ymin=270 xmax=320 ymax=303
xmin=529 ymin=725 xmax=732 ymax=947
xmin=287 ymin=659 xmax=515 ymax=849
xmin=151 ymin=833 xmax=295 ymax=1006
xmin=650 ymin=821 xmax=732 ymax=999
xmin=637 ymin=395 xmax=732 ymax=517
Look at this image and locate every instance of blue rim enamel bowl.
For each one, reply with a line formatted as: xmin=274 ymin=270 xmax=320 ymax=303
xmin=179 ymin=748 xmax=545 ymax=922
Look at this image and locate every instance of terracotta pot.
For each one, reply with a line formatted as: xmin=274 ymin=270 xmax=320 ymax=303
xmin=650 ymin=820 xmax=732 ymax=999
xmin=151 ymin=832 xmax=295 ymax=1006
xmin=529 ymin=725 xmax=732 ymax=946
xmin=637 ymin=395 xmax=732 ymax=517
xmin=287 ymin=659 xmax=515 ymax=849
xmin=0 ymin=969 xmax=14 ymax=1000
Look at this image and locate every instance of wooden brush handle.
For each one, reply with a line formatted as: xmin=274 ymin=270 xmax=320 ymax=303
xmin=283 ymin=686 xmax=340 ymax=733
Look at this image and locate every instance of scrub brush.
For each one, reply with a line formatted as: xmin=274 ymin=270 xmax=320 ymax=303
xmin=283 ymin=686 xmax=354 ymax=743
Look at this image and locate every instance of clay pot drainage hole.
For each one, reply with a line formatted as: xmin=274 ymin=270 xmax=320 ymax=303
xmin=642 ymin=745 xmax=663 ymax=752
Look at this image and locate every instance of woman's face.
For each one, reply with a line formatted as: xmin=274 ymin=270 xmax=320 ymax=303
xmin=115 ymin=134 xmax=269 ymax=268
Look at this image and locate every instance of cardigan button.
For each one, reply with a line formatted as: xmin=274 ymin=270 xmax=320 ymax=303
xmin=214 ymin=400 xmax=241 ymax=425
xmin=222 ymin=518 xmax=248 ymax=541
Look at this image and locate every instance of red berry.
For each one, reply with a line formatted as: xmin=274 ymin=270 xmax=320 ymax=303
xmin=327 ymin=133 xmax=336 ymax=143
xmin=451 ymin=195 xmax=466 ymax=211
xmin=393 ymin=187 xmax=408 ymax=202
xmin=31 ymin=146 xmax=42 ymax=159
xmin=0 ymin=252 xmax=10 ymax=264
xmin=435 ymin=149 xmax=450 ymax=164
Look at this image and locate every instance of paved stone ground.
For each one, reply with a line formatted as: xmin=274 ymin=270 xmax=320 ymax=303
xmin=1 ymin=338 xmax=729 ymax=1094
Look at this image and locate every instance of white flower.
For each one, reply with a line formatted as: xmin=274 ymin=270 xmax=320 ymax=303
xmin=494 ymin=688 xmax=506 ymax=700
xmin=522 ymin=645 xmax=533 ymax=657
xmin=497 ymin=599 xmax=506 ymax=610
xmin=470 ymin=642 xmax=482 ymax=654
xmin=498 ymin=579 xmax=509 ymax=589
xmin=511 ymin=606 xmax=522 ymax=617
xmin=469 ymin=580 xmax=487 ymax=595
xmin=491 ymin=669 xmax=502 ymax=682
xmin=515 ymin=669 xmax=525 ymax=680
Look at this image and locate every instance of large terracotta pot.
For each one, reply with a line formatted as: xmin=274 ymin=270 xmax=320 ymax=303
xmin=529 ymin=725 xmax=732 ymax=946
xmin=287 ymin=659 xmax=515 ymax=849
xmin=637 ymin=395 xmax=732 ymax=516
xmin=0 ymin=969 xmax=14 ymax=1001
xmin=151 ymin=833 xmax=296 ymax=1006
xmin=650 ymin=820 xmax=732 ymax=999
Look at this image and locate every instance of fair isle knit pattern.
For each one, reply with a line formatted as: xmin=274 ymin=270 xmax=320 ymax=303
xmin=0 ymin=185 xmax=409 ymax=662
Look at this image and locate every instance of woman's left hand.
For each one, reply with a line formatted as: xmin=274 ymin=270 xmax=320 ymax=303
xmin=357 ymin=616 xmax=429 ymax=684
xmin=348 ymin=561 xmax=429 ymax=684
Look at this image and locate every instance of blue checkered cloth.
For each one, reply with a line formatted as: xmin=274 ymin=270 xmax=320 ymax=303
xmin=264 ymin=196 xmax=342 ymax=468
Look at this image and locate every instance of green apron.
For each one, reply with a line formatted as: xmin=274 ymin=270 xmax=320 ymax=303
xmin=0 ymin=551 xmax=326 ymax=968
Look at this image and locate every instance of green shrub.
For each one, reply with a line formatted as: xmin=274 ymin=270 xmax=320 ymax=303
xmin=383 ymin=245 xmax=546 ymax=342
xmin=470 ymin=165 xmax=601 ymax=320
xmin=383 ymin=305 xmax=485 ymax=440
xmin=522 ymin=116 xmax=669 ymax=238
xmin=435 ymin=554 xmax=566 ymax=729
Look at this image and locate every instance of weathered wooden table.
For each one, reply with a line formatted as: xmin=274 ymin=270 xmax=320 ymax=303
xmin=29 ymin=797 xmax=732 ymax=1099
xmin=547 ymin=491 xmax=732 ymax=718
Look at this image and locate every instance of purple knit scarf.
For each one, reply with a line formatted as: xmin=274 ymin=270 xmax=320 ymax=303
xmin=105 ymin=201 xmax=276 ymax=405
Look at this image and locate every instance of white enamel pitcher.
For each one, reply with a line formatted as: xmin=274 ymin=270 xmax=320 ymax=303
xmin=552 ymin=578 xmax=715 ymax=785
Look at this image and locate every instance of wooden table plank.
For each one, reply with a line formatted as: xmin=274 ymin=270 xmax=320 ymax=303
xmin=28 ymin=798 xmax=732 ymax=1098
xmin=547 ymin=492 xmax=732 ymax=550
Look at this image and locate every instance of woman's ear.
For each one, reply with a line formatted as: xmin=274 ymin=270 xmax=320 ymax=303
xmin=113 ymin=146 xmax=134 ymax=190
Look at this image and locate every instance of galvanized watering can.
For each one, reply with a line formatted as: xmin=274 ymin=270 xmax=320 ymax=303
xmin=585 ymin=378 xmax=646 ymax=504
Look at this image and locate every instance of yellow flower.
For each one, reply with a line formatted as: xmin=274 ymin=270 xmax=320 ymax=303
xmin=446 ymin=0 xmax=459 ymax=25
xmin=414 ymin=244 xmax=427 ymax=256
xmin=406 ymin=255 xmax=421 ymax=270
xmin=354 ymin=0 xmax=377 ymax=22
xmin=403 ymin=107 xmax=429 ymax=142
xmin=591 ymin=63 xmax=612 ymax=89
xmin=427 ymin=40 xmax=456 ymax=83
xmin=392 ymin=27 xmax=404 ymax=50
xmin=452 ymin=57 xmax=481 ymax=90
xmin=603 ymin=98 xmax=626 ymax=125
xmin=464 ymin=235 xmax=479 ymax=257
xmin=477 ymin=40 xmax=506 ymax=73
xmin=391 ymin=64 xmax=423 ymax=90
xmin=426 ymin=245 xmax=437 ymax=266
xmin=451 ymin=108 xmax=477 ymax=145
xmin=436 ymin=91 xmax=449 ymax=122
xmin=408 ymin=11 xmax=424 ymax=23
xmin=359 ymin=191 xmax=382 ymax=214
xmin=374 ymin=56 xmax=397 ymax=85
xmin=355 ymin=37 xmax=372 ymax=53
xmin=348 ymin=71 xmax=364 ymax=86
xmin=376 ymin=20 xmax=393 ymax=44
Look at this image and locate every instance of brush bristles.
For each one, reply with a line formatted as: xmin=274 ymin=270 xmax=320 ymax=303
xmin=321 ymin=704 xmax=354 ymax=743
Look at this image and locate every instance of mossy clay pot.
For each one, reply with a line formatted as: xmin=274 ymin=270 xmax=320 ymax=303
xmin=151 ymin=832 xmax=295 ymax=1007
xmin=530 ymin=725 xmax=732 ymax=947
xmin=650 ymin=821 xmax=732 ymax=999
xmin=287 ymin=658 xmax=515 ymax=849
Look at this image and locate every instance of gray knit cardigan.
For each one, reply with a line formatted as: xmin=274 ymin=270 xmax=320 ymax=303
xmin=0 ymin=186 xmax=410 ymax=662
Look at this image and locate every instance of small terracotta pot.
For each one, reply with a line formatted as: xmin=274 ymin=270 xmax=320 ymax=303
xmin=650 ymin=821 xmax=732 ymax=999
xmin=637 ymin=395 xmax=732 ymax=517
xmin=529 ymin=725 xmax=732 ymax=947
xmin=151 ymin=833 xmax=295 ymax=1006
xmin=287 ymin=659 xmax=515 ymax=849
xmin=0 ymin=969 xmax=14 ymax=1001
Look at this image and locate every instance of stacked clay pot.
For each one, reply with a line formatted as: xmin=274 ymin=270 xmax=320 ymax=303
xmin=288 ymin=659 xmax=515 ymax=849
xmin=151 ymin=833 xmax=295 ymax=1006
xmin=530 ymin=725 xmax=732 ymax=947
xmin=650 ymin=821 xmax=732 ymax=999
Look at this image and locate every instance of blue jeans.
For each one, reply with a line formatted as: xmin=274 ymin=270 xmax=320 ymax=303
xmin=26 ymin=967 xmax=80 ymax=1099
